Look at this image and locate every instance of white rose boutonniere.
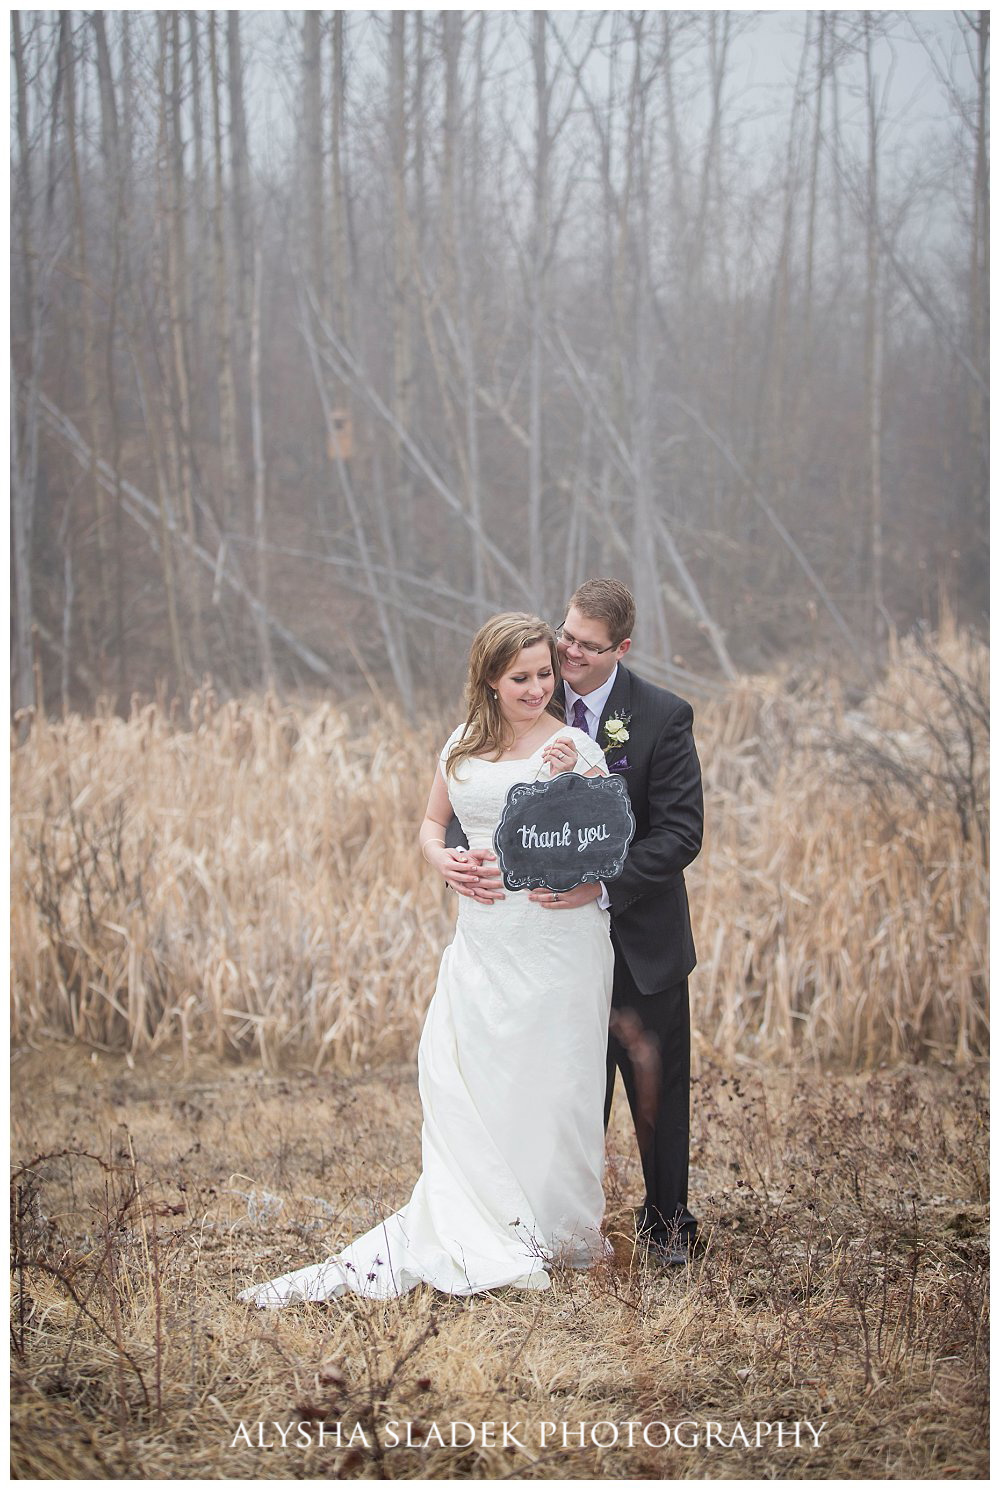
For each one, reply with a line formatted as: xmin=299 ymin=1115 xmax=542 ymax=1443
xmin=602 ymin=712 xmax=631 ymax=754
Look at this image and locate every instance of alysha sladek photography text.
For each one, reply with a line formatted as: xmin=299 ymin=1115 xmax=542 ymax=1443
xmin=230 ymin=1417 xmax=827 ymax=1452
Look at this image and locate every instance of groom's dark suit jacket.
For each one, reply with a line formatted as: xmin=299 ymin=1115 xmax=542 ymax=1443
xmin=559 ymin=666 xmax=703 ymax=996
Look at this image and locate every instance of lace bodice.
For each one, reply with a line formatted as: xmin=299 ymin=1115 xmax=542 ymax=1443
xmin=439 ymin=724 xmax=607 ymax=856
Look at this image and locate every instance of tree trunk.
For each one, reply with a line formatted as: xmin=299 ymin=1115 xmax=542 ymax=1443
xmin=188 ymin=14 xmax=206 ymax=231
xmin=163 ymin=13 xmax=204 ymax=664
xmin=92 ymin=10 xmax=129 ymax=701
xmin=625 ymin=16 xmax=671 ymax=661
xmin=302 ymin=12 xmax=325 ymax=307
xmin=802 ymin=12 xmax=826 ymax=361
xmin=187 ymin=12 xmax=208 ymax=403
xmin=864 ymin=17 xmax=885 ymax=648
xmin=528 ymin=12 xmax=550 ymax=613
xmin=689 ymin=13 xmax=731 ymax=298
xmin=209 ymin=14 xmax=241 ymax=534
xmin=12 ymin=16 xmax=65 ymax=718
xmin=130 ymin=339 xmax=190 ymax=691
xmin=12 ymin=369 xmax=36 ymax=719
xmin=329 ymin=12 xmax=350 ymax=339
xmin=227 ymin=14 xmax=253 ymax=386
xmin=250 ymin=246 xmax=274 ymax=686
xmin=389 ymin=13 xmax=414 ymax=550
xmin=967 ymin=12 xmax=989 ymax=573
xmin=63 ymin=15 xmax=109 ymax=680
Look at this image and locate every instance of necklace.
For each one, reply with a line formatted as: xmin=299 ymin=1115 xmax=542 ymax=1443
xmin=494 ymin=713 xmax=551 ymax=760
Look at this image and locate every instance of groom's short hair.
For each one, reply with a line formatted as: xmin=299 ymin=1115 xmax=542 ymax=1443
xmin=568 ymin=578 xmax=636 ymax=646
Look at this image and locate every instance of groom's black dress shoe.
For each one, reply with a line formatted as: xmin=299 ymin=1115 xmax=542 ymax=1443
xmin=633 ymin=1206 xmax=698 ymax=1266
xmin=647 ymin=1240 xmax=694 ymax=1267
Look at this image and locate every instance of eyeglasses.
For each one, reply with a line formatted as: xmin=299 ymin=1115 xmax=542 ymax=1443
xmin=556 ymin=626 xmax=618 ymax=656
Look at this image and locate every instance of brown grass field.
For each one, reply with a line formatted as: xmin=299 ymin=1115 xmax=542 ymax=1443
xmin=10 ymin=624 xmax=988 ymax=1479
xmin=10 ymin=1046 xmax=988 ymax=1480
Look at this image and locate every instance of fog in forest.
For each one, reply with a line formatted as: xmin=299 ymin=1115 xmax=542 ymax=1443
xmin=10 ymin=9 xmax=989 ymax=713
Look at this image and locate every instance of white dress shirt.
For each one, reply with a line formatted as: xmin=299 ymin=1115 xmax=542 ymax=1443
xmin=563 ymin=665 xmax=619 ymax=910
xmin=563 ymin=664 xmax=619 ymax=740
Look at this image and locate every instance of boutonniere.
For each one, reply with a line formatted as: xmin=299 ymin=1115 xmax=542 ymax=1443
xmin=602 ymin=711 xmax=631 ymax=755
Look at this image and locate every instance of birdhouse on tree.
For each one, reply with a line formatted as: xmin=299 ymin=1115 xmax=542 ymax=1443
xmin=327 ymin=408 xmax=353 ymax=463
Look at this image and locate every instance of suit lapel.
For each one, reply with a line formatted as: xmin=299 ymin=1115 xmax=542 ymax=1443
xmin=596 ymin=665 xmax=633 ymax=762
xmin=558 ymin=667 xmax=632 ymax=754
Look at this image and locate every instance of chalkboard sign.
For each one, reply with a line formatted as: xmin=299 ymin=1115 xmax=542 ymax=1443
xmin=493 ymin=772 xmax=636 ymax=893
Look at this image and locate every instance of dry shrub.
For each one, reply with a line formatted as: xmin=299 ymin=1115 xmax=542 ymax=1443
xmin=10 ymin=627 xmax=987 ymax=1069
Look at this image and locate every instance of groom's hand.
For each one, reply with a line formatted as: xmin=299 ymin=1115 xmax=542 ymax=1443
xmin=438 ymin=847 xmax=505 ymax=903
xmin=528 ymin=882 xmax=602 ymax=910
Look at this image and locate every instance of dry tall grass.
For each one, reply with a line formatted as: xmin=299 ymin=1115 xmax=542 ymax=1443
xmin=11 ymin=625 xmax=987 ymax=1069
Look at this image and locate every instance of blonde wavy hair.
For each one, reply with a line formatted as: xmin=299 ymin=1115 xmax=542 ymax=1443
xmin=446 ymin=613 xmax=563 ymax=776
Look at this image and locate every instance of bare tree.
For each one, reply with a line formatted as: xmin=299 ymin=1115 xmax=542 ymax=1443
xmin=250 ymin=246 xmax=273 ymax=686
xmin=527 ymin=12 xmax=551 ymax=613
xmin=329 ymin=11 xmax=351 ymax=340
xmin=161 ymin=13 xmax=204 ymax=663
xmin=862 ymin=14 xmax=887 ymax=647
xmin=302 ymin=11 xmax=325 ymax=309
xmin=227 ymin=14 xmax=252 ymax=385
xmin=965 ymin=12 xmax=989 ymax=575
xmin=12 ymin=16 xmax=66 ymax=716
xmin=91 ymin=12 xmax=129 ymax=699
xmin=208 ymin=13 xmax=240 ymax=536
xmin=9 ymin=11 xmax=986 ymax=712
xmin=62 ymin=15 xmax=109 ymax=673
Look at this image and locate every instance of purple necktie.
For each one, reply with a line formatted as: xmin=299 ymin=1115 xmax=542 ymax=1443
xmin=572 ymin=697 xmax=590 ymax=736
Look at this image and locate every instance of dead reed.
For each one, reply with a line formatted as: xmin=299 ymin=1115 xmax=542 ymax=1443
xmin=10 ymin=624 xmax=987 ymax=1068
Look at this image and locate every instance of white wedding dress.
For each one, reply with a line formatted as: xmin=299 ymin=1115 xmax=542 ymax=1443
xmin=239 ymin=724 xmax=614 ymax=1305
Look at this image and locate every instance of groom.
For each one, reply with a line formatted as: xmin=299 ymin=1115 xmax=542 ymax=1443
xmin=442 ymin=579 xmax=704 ymax=1262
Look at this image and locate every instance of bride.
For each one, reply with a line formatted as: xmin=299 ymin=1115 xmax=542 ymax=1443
xmin=239 ymin=614 xmax=614 ymax=1305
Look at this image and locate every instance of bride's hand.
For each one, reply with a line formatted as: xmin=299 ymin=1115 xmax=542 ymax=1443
xmin=428 ymin=845 xmax=505 ymax=903
xmin=541 ymin=735 xmax=578 ymax=775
